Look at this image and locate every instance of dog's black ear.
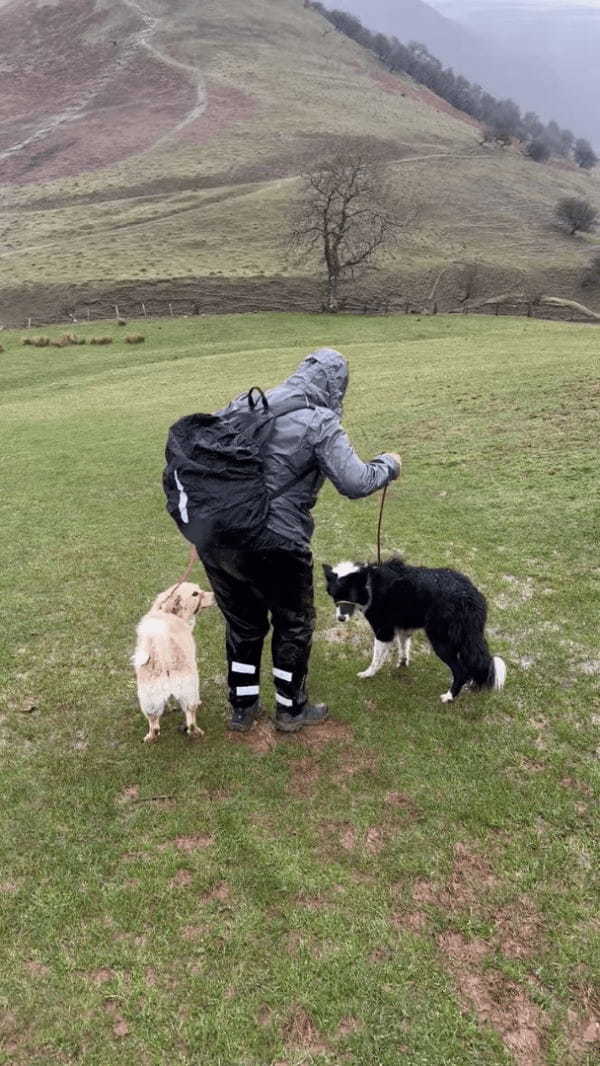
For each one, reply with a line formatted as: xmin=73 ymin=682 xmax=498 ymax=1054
xmin=322 ymin=563 xmax=333 ymax=583
xmin=358 ymin=567 xmax=371 ymax=595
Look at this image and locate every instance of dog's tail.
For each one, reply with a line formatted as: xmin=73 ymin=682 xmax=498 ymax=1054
xmin=461 ymin=629 xmax=506 ymax=692
xmin=132 ymin=617 xmax=168 ymax=672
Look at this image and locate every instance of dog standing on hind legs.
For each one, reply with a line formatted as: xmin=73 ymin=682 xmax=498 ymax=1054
xmin=133 ymin=582 xmax=215 ymax=742
xmin=323 ymin=558 xmax=506 ymax=702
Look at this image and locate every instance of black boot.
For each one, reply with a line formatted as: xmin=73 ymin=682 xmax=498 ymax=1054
xmin=274 ymin=700 xmax=329 ymax=733
xmin=228 ymin=701 xmax=260 ymax=733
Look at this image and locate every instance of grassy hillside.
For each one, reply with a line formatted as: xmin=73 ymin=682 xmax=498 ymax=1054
xmin=0 ymin=0 xmax=599 ymax=324
xmin=1 ymin=313 xmax=598 ymax=1064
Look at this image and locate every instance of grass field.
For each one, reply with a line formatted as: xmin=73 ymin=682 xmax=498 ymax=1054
xmin=1 ymin=312 xmax=599 ymax=1065
xmin=2 ymin=0 xmax=600 ymax=321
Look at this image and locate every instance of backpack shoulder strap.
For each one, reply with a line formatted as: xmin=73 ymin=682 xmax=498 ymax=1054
xmin=263 ymin=396 xmax=314 ymax=422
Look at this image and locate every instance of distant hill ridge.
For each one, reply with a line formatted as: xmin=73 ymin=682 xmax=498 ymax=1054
xmin=310 ymin=2 xmax=597 ymax=164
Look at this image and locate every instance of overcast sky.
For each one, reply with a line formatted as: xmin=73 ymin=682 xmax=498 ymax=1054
xmin=435 ymin=1 xmax=600 ymax=6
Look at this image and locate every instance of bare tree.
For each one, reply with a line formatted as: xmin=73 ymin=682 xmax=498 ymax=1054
xmin=291 ymin=148 xmax=402 ymax=312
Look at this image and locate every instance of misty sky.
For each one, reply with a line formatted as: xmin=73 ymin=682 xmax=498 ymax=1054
xmin=435 ymin=1 xmax=600 ymax=5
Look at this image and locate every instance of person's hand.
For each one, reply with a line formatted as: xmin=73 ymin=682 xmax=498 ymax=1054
xmin=388 ymin=452 xmax=402 ymax=472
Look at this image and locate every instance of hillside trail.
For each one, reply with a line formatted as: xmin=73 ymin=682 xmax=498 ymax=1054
xmin=0 ymin=0 xmax=206 ymax=168
xmin=119 ymin=0 xmax=207 ymax=143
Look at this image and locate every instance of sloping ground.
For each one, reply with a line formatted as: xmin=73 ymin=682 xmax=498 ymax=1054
xmin=0 ymin=0 xmax=599 ymax=324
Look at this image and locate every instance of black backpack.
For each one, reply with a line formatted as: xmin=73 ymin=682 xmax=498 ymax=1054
xmin=163 ymin=387 xmax=312 ymax=553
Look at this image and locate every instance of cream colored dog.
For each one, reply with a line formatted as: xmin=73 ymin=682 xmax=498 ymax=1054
xmin=133 ymin=582 xmax=215 ymax=743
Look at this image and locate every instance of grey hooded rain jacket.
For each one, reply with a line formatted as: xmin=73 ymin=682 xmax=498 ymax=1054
xmin=220 ymin=348 xmax=399 ymax=551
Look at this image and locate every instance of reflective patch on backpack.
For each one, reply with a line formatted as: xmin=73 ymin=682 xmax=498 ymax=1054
xmin=174 ymin=470 xmax=189 ymax=524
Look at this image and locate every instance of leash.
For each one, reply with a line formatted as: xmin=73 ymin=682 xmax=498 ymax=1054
xmin=157 ymin=544 xmax=198 ymax=610
xmin=173 ymin=544 xmax=198 ymax=588
xmin=376 ymin=483 xmax=388 ymax=565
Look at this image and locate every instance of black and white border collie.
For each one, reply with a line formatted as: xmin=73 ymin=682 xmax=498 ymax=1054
xmin=323 ymin=558 xmax=506 ymax=703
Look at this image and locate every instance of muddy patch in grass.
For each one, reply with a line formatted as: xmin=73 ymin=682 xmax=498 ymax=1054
xmin=227 ymin=719 xmax=277 ymax=754
xmin=493 ymin=897 xmax=543 ymax=959
xmin=199 ymin=881 xmax=231 ymax=904
xmin=288 ymin=755 xmax=321 ymax=796
xmin=412 ymin=842 xmax=497 ymax=912
xmin=337 ymin=1015 xmax=363 ymax=1037
xmin=392 ymin=910 xmax=428 ymax=933
xmin=298 ymin=719 xmax=353 ymax=751
xmin=568 ymin=988 xmax=600 ymax=1058
xmin=103 ymin=999 xmax=130 ymax=1039
xmin=365 ymin=826 xmax=386 ymax=854
xmin=331 ymin=746 xmax=379 ymax=783
xmin=170 ymin=869 xmax=193 ymax=888
xmin=384 ymin=791 xmax=421 ymax=823
xmin=88 ymin=968 xmax=118 ymax=985
xmin=160 ymin=834 xmax=215 ymax=852
xmin=282 ymin=1005 xmax=330 ymax=1056
xmin=181 ymin=925 xmax=208 ymax=942
xmin=439 ymin=931 xmax=546 ymax=1066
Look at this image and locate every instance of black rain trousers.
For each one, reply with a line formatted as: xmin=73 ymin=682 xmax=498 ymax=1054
xmin=200 ymin=547 xmax=315 ymax=715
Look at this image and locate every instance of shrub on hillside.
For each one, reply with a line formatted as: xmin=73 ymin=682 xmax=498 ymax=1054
xmin=526 ymin=139 xmax=551 ymax=163
xmin=125 ymin=334 xmax=145 ymax=344
xmin=482 ymin=124 xmax=512 ymax=147
xmin=555 ymin=197 xmax=598 ymax=236
xmin=89 ymin=336 xmax=113 ymax=345
xmin=581 ymin=253 xmax=600 ymax=288
xmin=574 ymin=138 xmax=598 ymax=170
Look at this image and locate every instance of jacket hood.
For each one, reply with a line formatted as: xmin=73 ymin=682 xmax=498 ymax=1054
xmin=269 ymin=348 xmax=348 ymax=415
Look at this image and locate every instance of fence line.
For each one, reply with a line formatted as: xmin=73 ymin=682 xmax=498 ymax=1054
xmin=16 ymin=297 xmax=600 ymax=329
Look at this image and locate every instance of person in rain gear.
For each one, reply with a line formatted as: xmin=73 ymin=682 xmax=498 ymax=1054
xmin=199 ymin=347 xmax=401 ymax=733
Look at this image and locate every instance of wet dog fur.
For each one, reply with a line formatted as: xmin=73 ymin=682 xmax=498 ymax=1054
xmin=323 ymin=557 xmax=506 ymax=703
xmin=132 ymin=582 xmax=215 ymax=742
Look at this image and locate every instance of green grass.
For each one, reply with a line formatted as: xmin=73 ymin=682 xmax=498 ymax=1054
xmin=1 ymin=312 xmax=599 ymax=1065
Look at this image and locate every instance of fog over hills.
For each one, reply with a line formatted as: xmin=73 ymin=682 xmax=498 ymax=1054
xmin=343 ymin=0 xmax=600 ymax=145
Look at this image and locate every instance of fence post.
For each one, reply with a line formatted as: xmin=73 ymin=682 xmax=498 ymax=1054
xmin=495 ymin=303 xmax=499 ymax=316
xmin=169 ymin=303 xmax=174 ymax=317
xmin=27 ymin=317 xmax=32 ymax=329
xmin=115 ymin=305 xmax=119 ymax=320
xmin=141 ymin=303 xmax=147 ymax=319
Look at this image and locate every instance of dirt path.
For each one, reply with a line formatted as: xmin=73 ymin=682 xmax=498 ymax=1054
xmin=120 ymin=0 xmax=207 ymax=143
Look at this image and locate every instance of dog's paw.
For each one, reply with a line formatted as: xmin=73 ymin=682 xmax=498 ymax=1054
xmin=358 ymin=669 xmax=375 ymax=679
xmin=187 ymin=725 xmax=205 ymax=740
xmin=143 ymin=731 xmax=160 ymax=743
xmin=440 ymin=691 xmax=454 ymax=704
